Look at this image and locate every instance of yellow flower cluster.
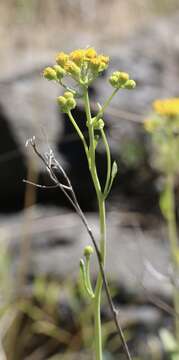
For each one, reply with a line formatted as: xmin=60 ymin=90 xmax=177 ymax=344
xmin=43 ymin=48 xmax=109 ymax=86
xmin=43 ymin=67 xmax=57 ymax=81
xmin=56 ymin=48 xmax=109 ymax=82
xmin=153 ymin=98 xmax=179 ymax=117
xmin=69 ymin=48 xmax=97 ymax=65
xmin=144 ymin=98 xmax=179 ymax=134
xmin=109 ymin=71 xmax=136 ymax=89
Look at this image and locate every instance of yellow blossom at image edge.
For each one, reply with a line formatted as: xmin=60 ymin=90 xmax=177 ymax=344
xmin=153 ymin=98 xmax=179 ymax=117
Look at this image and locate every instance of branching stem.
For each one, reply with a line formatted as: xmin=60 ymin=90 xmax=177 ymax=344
xmin=29 ymin=137 xmax=132 ymax=360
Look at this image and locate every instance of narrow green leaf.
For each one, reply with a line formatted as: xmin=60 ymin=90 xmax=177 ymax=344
xmin=111 ymin=161 xmax=118 ymax=181
xmin=160 ymin=328 xmax=178 ymax=352
xmin=94 ymin=135 xmax=100 ymax=149
xmin=104 ymin=161 xmax=118 ymax=199
xmin=79 ymin=259 xmax=94 ymax=299
xmin=159 ymin=185 xmax=172 ymax=220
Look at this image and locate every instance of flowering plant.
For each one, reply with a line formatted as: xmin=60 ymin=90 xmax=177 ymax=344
xmin=41 ymin=48 xmax=136 ymax=359
xmin=144 ymin=98 xmax=179 ymax=354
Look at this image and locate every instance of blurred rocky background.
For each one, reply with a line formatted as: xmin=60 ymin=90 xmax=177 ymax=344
xmin=0 ymin=0 xmax=179 ymax=358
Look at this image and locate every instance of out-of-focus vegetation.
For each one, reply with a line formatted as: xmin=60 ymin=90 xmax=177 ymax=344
xmin=0 ymin=255 xmax=122 ymax=359
xmin=144 ymin=98 xmax=179 ymax=359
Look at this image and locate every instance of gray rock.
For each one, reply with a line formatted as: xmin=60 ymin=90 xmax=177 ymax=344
xmin=0 ymin=75 xmax=64 ymax=167
xmin=1 ymin=14 xmax=179 ymax=152
xmin=0 ymin=205 xmax=172 ymax=296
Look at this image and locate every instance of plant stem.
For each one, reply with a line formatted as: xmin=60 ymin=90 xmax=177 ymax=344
xmin=96 ymin=88 xmax=118 ymax=121
xmin=83 ymin=88 xmax=101 ymax=195
xmin=100 ymin=128 xmax=111 ymax=197
xmin=167 ymin=174 xmax=179 ymax=344
xmin=68 ymin=111 xmax=89 ymax=160
xmin=94 ymin=198 xmax=106 ymax=360
xmin=84 ymin=88 xmax=105 ymax=359
xmin=30 ymin=139 xmax=132 ymax=360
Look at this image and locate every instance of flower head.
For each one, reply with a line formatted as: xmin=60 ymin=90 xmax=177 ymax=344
xmin=53 ymin=65 xmax=66 ymax=80
xmin=57 ymin=91 xmax=76 ymax=113
xmin=85 ymin=48 xmax=97 ymax=59
xmin=64 ymin=60 xmax=81 ymax=78
xmin=90 ymin=55 xmax=109 ymax=73
xmin=153 ymin=98 xmax=179 ymax=118
xmin=84 ymin=245 xmax=94 ymax=258
xmin=55 ymin=48 xmax=110 ymax=85
xmin=144 ymin=98 xmax=179 ymax=176
xmin=109 ymin=71 xmax=136 ymax=89
xmin=56 ymin=52 xmax=69 ymax=67
xmin=69 ymin=49 xmax=86 ymax=65
xmin=43 ymin=67 xmax=57 ymax=81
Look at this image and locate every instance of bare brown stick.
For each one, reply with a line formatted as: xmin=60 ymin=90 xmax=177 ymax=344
xmin=18 ymin=158 xmax=37 ymax=291
xmin=27 ymin=137 xmax=132 ymax=360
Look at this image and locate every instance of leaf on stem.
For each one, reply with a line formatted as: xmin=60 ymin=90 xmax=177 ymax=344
xmin=160 ymin=328 xmax=178 ymax=353
xmin=79 ymin=259 xmax=94 ymax=299
xmin=104 ymin=161 xmax=118 ymax=198
xmin=111 ymin=161 xmax=118 ymax=180
xmin=159 ymin=184 xmax=172 ymax=221
xmin=94 ymin=135 xmax=100 ymax=149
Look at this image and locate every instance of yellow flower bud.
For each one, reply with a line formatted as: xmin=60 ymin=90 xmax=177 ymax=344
xmin=84 ymin=245 xmax=94 ymax=258
xmin=57 ymin=95 xmax=66 ymax=107
xmin=109 ymin=75 xmax=119 ymax=87
xmin=53 ymin=65 xmax=66 ymax=79
xmin=89 ymin=54 xmax=109 ymax=73
xmin=66 ymin=97 xmax=76 ymax=110
xmin=118 ymin=72 xmax=129 ymax=83
xmin=93 ymin=118 xmax=104 ymax=130
xmin=85 ymin=48 xmax=97 ymax=59
xmin=64 ymin=61 xmax=81 ymax=77
xmin=98 ymin=55 xmax=109 ymax=65
xmin=90 ymin=58 xmax=100 ymax=70
xmin=64 ymin=91 xmax=74 ymax=99
xmin=56 ymin=52 xmax=69 ymax=67
xmin=57 ymin=93 xmax=76 ymax=113
xmin=124 ymin=79 xmax=136 ymax=89
xmin=43 ymin=67 xmax=57 ymax=81
xmin=109 ymin=71 xmax=129 ymax=88
xmin=69 ymin=49 xmax=85 ymax=65
xmin=98 ymin=119 xmax=104 ymax=129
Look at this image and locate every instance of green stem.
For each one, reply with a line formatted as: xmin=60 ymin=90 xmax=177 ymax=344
xmin=100 ymin=128 xmax=111 ymax=198
xmin=96 ymin=88 xmax=118 ymax=121
xmin=68 ymin=111 xmax=89 ymax=160
xmin=84 ymin=88 xmax=106 ymax=360
xmin=166 ymin=174 xmax=179 ymax=344
xmin=83 ymin=89 xmax=101 ymax=196
xmin=94 ymin=198 xmax=106 ymax=360
xmin=86 ymin=257 xmax=95 ymax=297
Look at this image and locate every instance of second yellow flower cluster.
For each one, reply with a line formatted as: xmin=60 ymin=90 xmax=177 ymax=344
xmin=153 ymin=98 xmax=179 ymax=118
xmin=109 ymin=71 xmax=136 ymax=89
xmin=144 ymin=98 xmax=179 ymax=133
